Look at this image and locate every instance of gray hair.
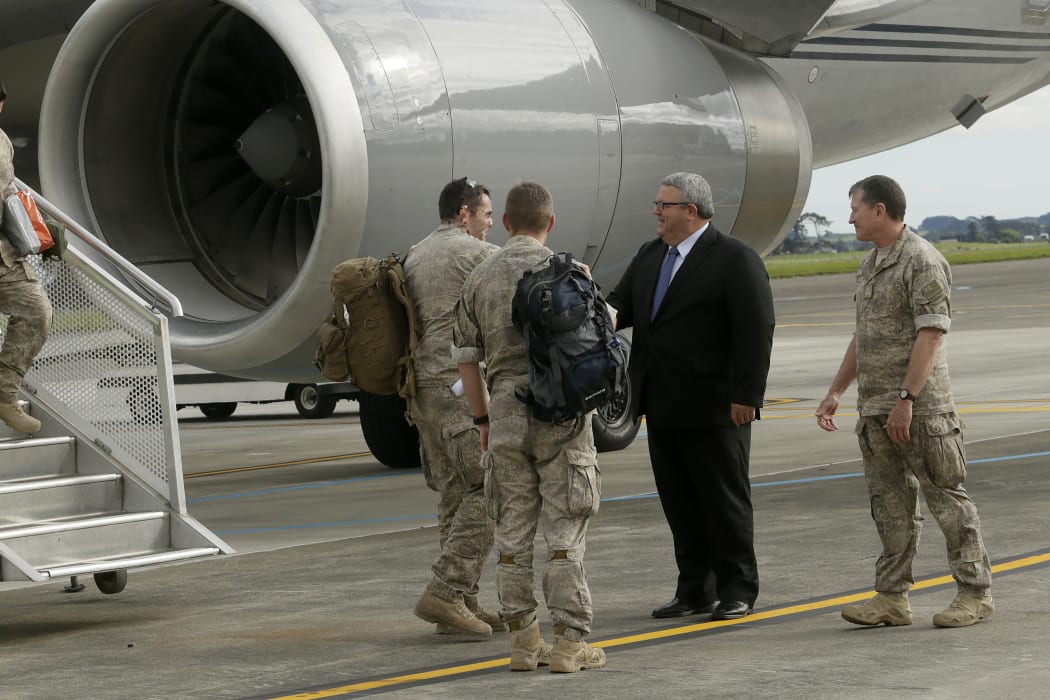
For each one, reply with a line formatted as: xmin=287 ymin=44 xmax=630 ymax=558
xmin=661 ymin=172 xmax=714 ymax=219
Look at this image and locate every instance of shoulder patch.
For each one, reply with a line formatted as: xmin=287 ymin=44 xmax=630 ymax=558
xmin=921 ymin=279 xmax=948 ymax=303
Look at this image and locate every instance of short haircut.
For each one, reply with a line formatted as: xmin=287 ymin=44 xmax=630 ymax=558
xmin=504 ymin=181 xmax=553 ymax=233
xmin=661 ymin=172 xmax=714 ymax=219
xmin=0 ymin=81 xmax=6 ymax=102
xmin=438 ymin=177 xmax=491 ymax=222
xmin=849 ymin=175 xmax=907 ymax=221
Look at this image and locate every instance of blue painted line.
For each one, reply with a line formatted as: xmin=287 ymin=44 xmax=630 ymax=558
xmin=970 ymin=450 xmax=1050 ymax=464
xmin=604 ymin=472 xmax=866 ymax=503
xmin=215 ymin=513 xmax=432 ymax=535
xmin=196 ymin=449 xmax=1046 ymax=535
xmin=187 ymin=470 xmax=420 ymax=505
xmin=755 ymin=472 xmax=864 ymax=487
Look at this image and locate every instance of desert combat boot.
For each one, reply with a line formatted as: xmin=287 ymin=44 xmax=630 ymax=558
xmin=549 ymin=626 xmax=607 ymax=673
xmin=507 ymin=618 xmax=553 ymax=671
xmin=413 ymin=582 xmax=491 ymax=639
xmin=841 ymin=592 xmax=913 ymax=627
xmin=437 ymin=594 xmax=507 ymax=634
xmin=0 ymin=402 xmax=41 ymax=434
xmin=933 ymin=591 xmax=995 ymax=628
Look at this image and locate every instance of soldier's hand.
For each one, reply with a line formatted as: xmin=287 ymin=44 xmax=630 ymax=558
xmin=816 ymin=395 xmax=840 ymax=432
xmin=885 ymin=400 xmax=913 ymax=444
xmin=573 ymin=261 xmax=592 ymax=279
xmin=479 ymin=423 xmax=489 ymax=452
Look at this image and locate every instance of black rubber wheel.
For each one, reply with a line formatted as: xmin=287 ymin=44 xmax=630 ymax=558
xmin=94 ymin=569 xmax=128 ymax=595
xmin=357 ymin=391 xmax=421 ymax=469
xmin=127 ymin=383 xmax=162 ymax=425
xmin=292 ymin=384 xmax=338 ymax=419
xmin=593 ymin=332 xmax=642 ymax=453
xmin=199 ymin=402 xmax=237 ymax=420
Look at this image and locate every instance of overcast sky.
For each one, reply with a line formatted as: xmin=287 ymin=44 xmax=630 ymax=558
xmin=801 ymin=85 xmax=1050 ymax=232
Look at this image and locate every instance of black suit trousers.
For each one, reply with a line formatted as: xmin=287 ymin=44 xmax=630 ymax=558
xmin=646 ymin=423 xmax=758 ymax=605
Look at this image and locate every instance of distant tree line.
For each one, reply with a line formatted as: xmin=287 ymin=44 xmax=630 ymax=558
xmin=918 ymin=214 xmax=1050 ymax=243
xmin=771 ymin=212 xmax=865 ymax=255
xmin=771 ymin=212 xmax=1050 ymax=255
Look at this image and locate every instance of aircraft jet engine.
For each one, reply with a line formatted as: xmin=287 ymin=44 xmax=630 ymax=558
xmin=39 ymin=0 xmax=811 ymax=380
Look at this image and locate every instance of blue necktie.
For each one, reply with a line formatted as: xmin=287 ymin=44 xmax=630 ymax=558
xmin=651 ymin=246 xmax=679 ymax=320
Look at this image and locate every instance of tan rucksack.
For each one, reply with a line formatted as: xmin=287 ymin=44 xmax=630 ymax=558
xmin=315 ymin=254 xmax=418 ymax=398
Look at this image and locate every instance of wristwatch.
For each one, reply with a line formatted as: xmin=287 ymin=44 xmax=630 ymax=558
xmin=472 ymin=414 xmax=490 ymax=425
xmin=898 ymin=389 xmax=916 ymax=401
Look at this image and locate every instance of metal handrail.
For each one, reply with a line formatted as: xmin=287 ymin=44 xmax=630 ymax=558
xmin=14 ymin=177 xmax=184 ymax=318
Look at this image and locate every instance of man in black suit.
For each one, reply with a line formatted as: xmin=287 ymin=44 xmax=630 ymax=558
xmin=606 ymin=172 xmax=774 ymax=621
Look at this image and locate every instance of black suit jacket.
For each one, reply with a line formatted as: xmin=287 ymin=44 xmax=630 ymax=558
xmin=606 ymin=226 xmax=775 ymax=429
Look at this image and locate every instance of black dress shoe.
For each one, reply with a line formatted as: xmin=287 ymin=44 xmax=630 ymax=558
xmin=711 ymin=600 xmax=753 ymax=620
xmin=651 ymin=598 xmax=719 ymax=619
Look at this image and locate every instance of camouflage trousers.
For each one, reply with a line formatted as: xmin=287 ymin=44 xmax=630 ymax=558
xmin=0 ymin=263 xmax=52 ymax=404
xmin=856 ymin=413 xmax=991 ymax=595
xmin=409 ymin=385 xmax=494 ymax=602
xmin=486 ymin=392 xmax=601 ymax=640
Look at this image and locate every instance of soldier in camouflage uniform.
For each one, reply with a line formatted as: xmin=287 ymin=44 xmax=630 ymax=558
xmin=405 ymin=177 xmax=501 ymax=638
xmin=0 ymin=81 xmax=53 ymax=435
xmin=817 ymin=175 xmax=993 ymax=629
xmin=453 ymin=181 xmax=606 ymax=673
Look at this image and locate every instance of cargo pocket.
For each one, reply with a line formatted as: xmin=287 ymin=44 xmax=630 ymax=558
xmin=924 ymin=414 xmax=967 ymax=488
xmin=419 ymin=444 xmax=438 ymax=492
xmin=481 ymin=451 xmax=499 ymax=520
xmin=445 ymin=421 xmax=483 ymax=488
xmin=854 ymin=417 xmax=874 ymax=462
xmin=566 ymin=449 xmax=601 ymax=517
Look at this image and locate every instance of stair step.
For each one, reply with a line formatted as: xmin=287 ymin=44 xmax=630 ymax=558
xmin=42 ymin=547 xmax=222 ymax=578
xmin=0 ymin=400 xmax=38 ymax=441
xmin=0 ymin=436 xmax=76 ymax=480
xmin=0 ymin=511 xmax=170 ymax=569
xmin=0 ymin=474 xmax=123 ymax=527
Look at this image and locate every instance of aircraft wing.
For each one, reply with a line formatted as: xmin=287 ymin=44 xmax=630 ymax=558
xmin=0 ymin=0 xmax=94 ymax=137
xmin=0 ymin=0 xmax=91 ymax=50
xmin=649 ymin=0 xmax=930 ymax=55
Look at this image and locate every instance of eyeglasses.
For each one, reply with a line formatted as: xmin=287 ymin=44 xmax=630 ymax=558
xmin=653 ymin=201 xmax=690 ymax=211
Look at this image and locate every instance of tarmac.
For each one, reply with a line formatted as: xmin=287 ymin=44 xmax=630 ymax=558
xmin=1 ymin=259 xmax=1048 ymax=699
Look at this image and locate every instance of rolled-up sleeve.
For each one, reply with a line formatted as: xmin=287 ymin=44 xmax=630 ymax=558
xmin=912 ymin=264 xmax=952 ymax=333
xmin=452 ymin=296 xmax=482 ymax=364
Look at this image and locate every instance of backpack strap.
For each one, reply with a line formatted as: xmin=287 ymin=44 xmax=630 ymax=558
xmin=386 ymin=252 xmax=419 ymax=399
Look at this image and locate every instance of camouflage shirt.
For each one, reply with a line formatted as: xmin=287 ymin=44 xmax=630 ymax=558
xmin=453 ymin=235 xmax=553 ymax=397
xmin=854 ymin=227 xmax=954 ymax=416
xmin=403 ymin=224 xmax=498 ymax=387
xmin=1 ymin=128 xmax=22 ymax=267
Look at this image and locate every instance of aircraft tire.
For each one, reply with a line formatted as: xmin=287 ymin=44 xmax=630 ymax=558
xmin=199 ymin=402 xmax=237 ymax=420
xmin=127 ymin=383 xmax=162 ymax=425
xmin=593 ymin=331 xmax=642 ymax=453
xmin=292 ymin=384 xmax=337 ymax=419
xmin=357 ymin=391 xmax=421 ymax=469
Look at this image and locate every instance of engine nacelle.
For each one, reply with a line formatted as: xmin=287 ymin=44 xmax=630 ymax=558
xmin=40 ymin=0 xmax=810 ymax=379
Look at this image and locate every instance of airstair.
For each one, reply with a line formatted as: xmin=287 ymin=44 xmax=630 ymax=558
xmin=0 ymin=180 xmax=231 ymax=593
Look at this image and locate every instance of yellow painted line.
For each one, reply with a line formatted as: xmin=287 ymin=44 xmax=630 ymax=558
xmin=762 ymin=397 xmax=804 ymax=407
xmin=762 ymin=411 xmax=858 ymax=421
xmin=776 ymin=322 xmax=856 ymax=328
xmin=182 ymin=419 xmax=360 ymax=432
xmin=264 ymin=551 xmax=1050 ymax=699
xmin=958 ymin=405 xmax=1050 ymax=414
xmin=186 ymin=452 xmax=375 ymax=479
xmin=957 ymin=398 xmax=1050 ymax=404
xmin=957 ymin=303 xmax=1050 ymax=311
xmin=760 ymin=400 xmax=1050 ymax=421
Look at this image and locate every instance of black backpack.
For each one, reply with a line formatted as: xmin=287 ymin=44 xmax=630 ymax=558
xmin=511 ymin=252 xmax=626 ymax=422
